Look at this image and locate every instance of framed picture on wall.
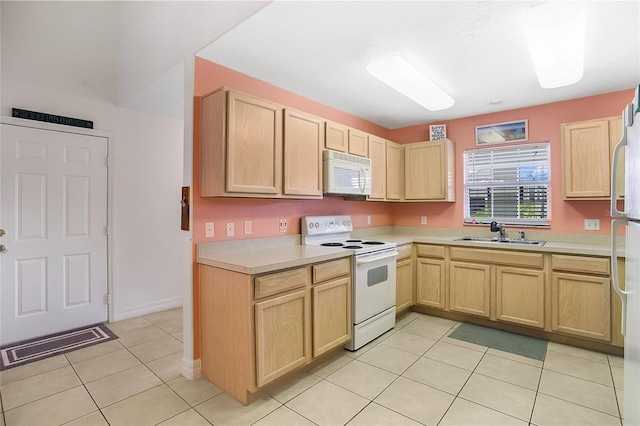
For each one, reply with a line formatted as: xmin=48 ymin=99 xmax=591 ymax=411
xmin=430 ymin=124 xmax=447 ymax=140
xmin=476 ymin=119 xmax=528 ymax=145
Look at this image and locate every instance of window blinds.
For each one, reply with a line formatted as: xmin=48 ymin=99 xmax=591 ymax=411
xmin=463 ymin=143 xmax=550 ymax=226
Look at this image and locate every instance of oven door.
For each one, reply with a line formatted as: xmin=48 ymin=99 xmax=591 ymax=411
xmin=353 ymin=249 xmax=397 ymax=324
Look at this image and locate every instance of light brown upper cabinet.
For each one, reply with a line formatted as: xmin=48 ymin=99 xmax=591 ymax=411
xmin=201 ymin=89 xmax=323 ymax=199
xmin=561 ymin=116 xmax=623 ymax=199
xmin=283 ymin=109 xmax=324 ymax=197
xmin=404 ymin=139 xmax=455 ymax=201
xmin=325 ymin=121 xmax=349 ymax=152
xmin=201 ymin=88 xmax=282 ymax=197
xmin=324 ymin=121 xmax=368 ymax=157
xmin=385 ymin=141 xmax=404 ymax=200
xmin=367 ymin=135 xmax=387 ymax=200
xmin=348 ymin=129 xmax=368 ymax=157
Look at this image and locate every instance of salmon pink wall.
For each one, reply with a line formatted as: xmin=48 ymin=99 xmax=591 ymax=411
xmin=193 ymin=58 xmax=393 ymax=244
xmin=389 ymin=90 xmax=634 ymax=235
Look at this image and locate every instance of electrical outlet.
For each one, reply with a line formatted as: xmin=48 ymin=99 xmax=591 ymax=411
xmin=367 ymin=216 xmax=371 ymax=225
xmin=205 ymin=222 xmax=214 ymax=238
xmin=244 ymin=220 xmax=252 ymax=235
xmin=226 ymin=222 xmax=234 ymax=237
xmin=279 ymin=218 xmax=287 ymax=232
xmin=421 ymin=216 xmax=427 ymax=225
xmin=584 ymin=219 xmax=600 ymax=231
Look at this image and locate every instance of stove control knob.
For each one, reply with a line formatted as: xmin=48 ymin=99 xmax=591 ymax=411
xmin=314 ymin=222 xmax=319 ymax=229
xmin=347 ymin=220 xmax=351 ymax=227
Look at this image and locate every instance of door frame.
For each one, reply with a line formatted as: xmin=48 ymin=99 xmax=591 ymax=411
xmin=1 ymin=115 xmax=115 ymax=323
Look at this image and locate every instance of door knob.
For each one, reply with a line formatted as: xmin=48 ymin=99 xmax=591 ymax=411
xmin=0 ymin=229 xmax=5 ymax=237
xmin=0 ymin=244 xmax=6 ymax=253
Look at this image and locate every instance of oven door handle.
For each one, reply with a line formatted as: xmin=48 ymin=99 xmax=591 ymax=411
xmin=355 ymin=251 xmax=398 ymax=264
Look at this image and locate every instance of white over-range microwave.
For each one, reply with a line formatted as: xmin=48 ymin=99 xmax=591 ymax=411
xmin=323 ymin=149 xmax=372 ymax=196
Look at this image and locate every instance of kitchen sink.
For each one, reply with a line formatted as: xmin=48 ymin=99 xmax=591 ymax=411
xmin=455 ymin=236 xmax=546 ymax=246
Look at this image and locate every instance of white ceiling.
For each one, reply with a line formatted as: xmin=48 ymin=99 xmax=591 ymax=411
xmin=197 ymin=1 xmax=640 ymax=129
xmin=2 ymin=1 xmax=638 ymax=129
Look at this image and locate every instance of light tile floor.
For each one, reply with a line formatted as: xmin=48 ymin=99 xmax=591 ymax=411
xmin=0 ymin=309 xmax=625 ymax=426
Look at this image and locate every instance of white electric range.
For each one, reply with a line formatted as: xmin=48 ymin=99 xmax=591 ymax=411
xmin=302 ymin=215 xmax=397 ymax=351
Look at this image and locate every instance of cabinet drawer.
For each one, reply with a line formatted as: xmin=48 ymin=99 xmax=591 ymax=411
xmin=396 ymin=244 xmax=412 ymax=260
xmin=416 ymin=244 xmax=445 ymax=259
xmin=552 ymin=255 xmax=610 ymax=275
xmin=255 ymin=267 xmax=308 ymax=299
xmin=312 ymin=258 xmax=350 ymax=283
xmin=449 ymin=247 xmax=543 ymax=268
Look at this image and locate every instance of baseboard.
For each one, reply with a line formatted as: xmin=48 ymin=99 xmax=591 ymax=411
xmin=181 ymin=357 xmax=202 ymax=380
xmin=112 ymin=296 xmax=183 ymax=322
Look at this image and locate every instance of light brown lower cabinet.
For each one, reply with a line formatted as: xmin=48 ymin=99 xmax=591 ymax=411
xmin=415 ymin=244 xmax=446 ymax=310
xmin=255 ymin=289 xmax=311 ymax=387
xmin=312 ymin=276 xmax=351 ymax=357
xmin=199 ymin=257 xmax=351 ymax=405
xmin=550 ymin=254 xmax=612 ymax=341
xmin=449 ymin=261 xmax=491 ymax=318
xmin=496 ymin=267 xmax=545 ymax=328
xmin=416 ymin=258 xmax=446 ymax=309
xmin=551 ymin=272 xmax=611 ymax=341
xmin=395 ymin=244 xmax=414 ymax=314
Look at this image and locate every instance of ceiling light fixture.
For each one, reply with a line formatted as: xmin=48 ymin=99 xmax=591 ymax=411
xmin=523 ymin=1 xmax=586 ymax=89
xmin=367 ymin=56 xmax=455 ymax=111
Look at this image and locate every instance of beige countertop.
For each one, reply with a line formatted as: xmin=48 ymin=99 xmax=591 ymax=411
xmin=197 ymin=244 xmax=351 ymax=275
xmin=197 ymin=226 xmax=620 ymax=275
xmin=363 ymin=233 xmax=615 ymax=257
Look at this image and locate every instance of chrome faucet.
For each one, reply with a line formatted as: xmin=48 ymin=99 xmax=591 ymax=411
xmin=490 ymin=221 xmax=506 ymax=240
xmin=519 ymin=231 xmax=526 ymax=241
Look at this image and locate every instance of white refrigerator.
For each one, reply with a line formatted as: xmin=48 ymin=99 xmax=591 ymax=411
xmin=611 ymin=86 xmax=640 ymax=426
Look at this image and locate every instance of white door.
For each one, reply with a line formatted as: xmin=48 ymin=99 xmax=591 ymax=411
xmin=0 ymin=123 xmax=108 ymax=345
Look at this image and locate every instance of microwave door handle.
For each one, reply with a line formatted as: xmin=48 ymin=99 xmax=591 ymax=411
xmin=359 ymin=166 xmax=366 ymax=193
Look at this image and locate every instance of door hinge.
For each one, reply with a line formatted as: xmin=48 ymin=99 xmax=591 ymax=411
xmin=104 ymin=293 xmax=112 ymax=305
xmin=105 ymin=156 xmax=110 ymax=167
xmin=104 ymin=225 xmax=109 ymax=236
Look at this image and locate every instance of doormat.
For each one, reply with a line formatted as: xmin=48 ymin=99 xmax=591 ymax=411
xmin=0 ymin=323 xmax=118 ymax=370
xmin=448 ymin=323 xmax=548 ymax=361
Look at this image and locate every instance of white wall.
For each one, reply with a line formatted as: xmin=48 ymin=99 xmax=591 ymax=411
xmin=1 ymin=81 xmax=186 ymax=320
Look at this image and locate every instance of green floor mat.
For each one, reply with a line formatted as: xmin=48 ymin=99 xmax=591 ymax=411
xmin=448 ymin=323 xmax=548 ymax=361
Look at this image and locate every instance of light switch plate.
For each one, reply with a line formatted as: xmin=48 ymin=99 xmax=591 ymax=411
xmin=367 ymin=216 xmax=371 ymax=225
xmin=584 ymin=219 xmax=600 ymax=231
xmin=244 ymin=220 xmax=252 ymax=235
xmin=205 ymin=222 xmax=214 ymax=238
xmin=421 ymin=216 xmax=427 ymax=225
xmin=226 ymin=222 xmax=234 ymax=237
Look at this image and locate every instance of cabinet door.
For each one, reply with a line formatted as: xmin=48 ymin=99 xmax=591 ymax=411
xmin=551 ymin=272 xmax=611 ymax=341
xmin=562 ymin=120 xmax=610 ymax=198
xmin=449 ymin=261 xmax=491 ymax=317
xmin=404 ymin=140 xmax=447 ymax=200
xmin=386 ymin=141 xmax=403 ymax=200
xmin=255 ymin=289 xmax=311 ymax=387
xmin=496 ymin=267 xmax=545 ymax=328
xmin=312 ymin=277 xmax=351 ymax=357
xmin=368 ymin=136 xmax=386 ymax=199
xmin=416 ymin=258 xmax=446 ymax=309
xmin=283 ymin=109 xmax=323 ymax=197
xmin=396 ymin=257 xmax=414 ymax=313
xmin=227 ymin=91 xmax=282 ymax=194
xmin=348 ymin=129 xmax=368 ymax=157
xmin=325 ymin=121 xmax=348 ymax=152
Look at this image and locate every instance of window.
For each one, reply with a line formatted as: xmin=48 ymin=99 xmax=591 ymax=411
xmin=463 ymin=143 xmax=550 ymax=227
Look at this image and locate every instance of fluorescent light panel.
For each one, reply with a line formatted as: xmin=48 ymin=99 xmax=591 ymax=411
xmin=523 ymin=2 xmax=586 ymax=89
xmin=367 ymin=56 xmax=455 ymax=111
